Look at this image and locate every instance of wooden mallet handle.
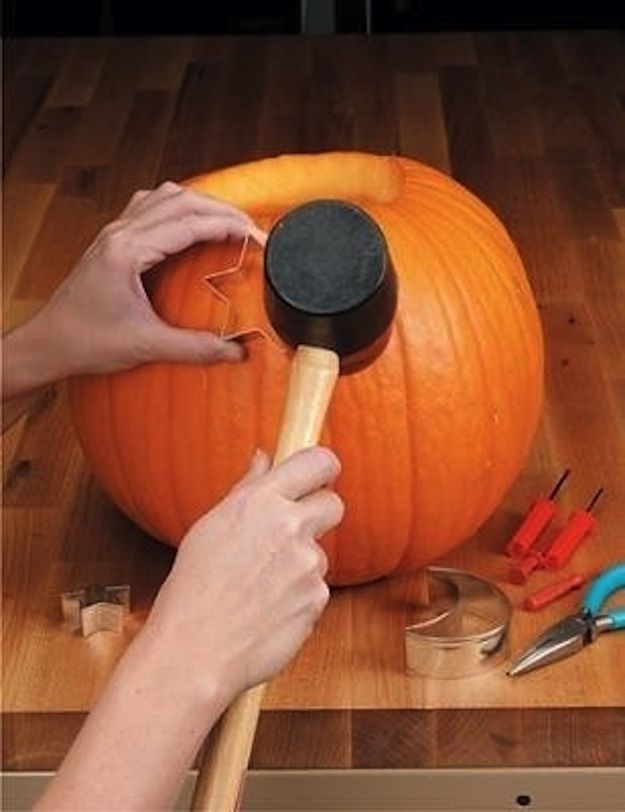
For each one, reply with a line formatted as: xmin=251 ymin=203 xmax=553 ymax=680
xmin=191 ymin=345 xmax=339 ymax=811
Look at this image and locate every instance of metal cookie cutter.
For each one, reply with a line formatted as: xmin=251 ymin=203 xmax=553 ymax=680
xmin=405 ymin=567 xmax=512 ymax=679
xmin=61 ymin=584 xmax=131 ymax=637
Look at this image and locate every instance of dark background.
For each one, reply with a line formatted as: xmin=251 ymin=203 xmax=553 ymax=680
xmin=3 ymin=0 xmax=624 ymax=37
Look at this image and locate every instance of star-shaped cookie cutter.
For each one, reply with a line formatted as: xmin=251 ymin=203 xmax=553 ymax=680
xmin=202 ymin=234 xmax=286 ymax=355
xmin=61 ymin=583 xmax=130 ymax=637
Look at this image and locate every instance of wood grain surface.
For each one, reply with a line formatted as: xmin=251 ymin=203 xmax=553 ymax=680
xmin=3 ymin=32 xmax=625 ymax=770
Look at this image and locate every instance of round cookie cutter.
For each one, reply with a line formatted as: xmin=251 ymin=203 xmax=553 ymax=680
xmin=405 ymin=567 xmax=512 ymax=679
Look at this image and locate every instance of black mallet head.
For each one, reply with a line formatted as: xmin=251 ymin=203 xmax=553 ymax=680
xmin=264 ymin=200 xmax=397 ymax=371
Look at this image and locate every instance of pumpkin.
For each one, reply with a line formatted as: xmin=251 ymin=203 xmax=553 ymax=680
xmin=69 ymin=153 xmax=543 ymax=586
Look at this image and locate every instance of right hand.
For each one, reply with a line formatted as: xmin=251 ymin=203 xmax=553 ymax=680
xmin=136 ymin=446 xmax=344 ymax=712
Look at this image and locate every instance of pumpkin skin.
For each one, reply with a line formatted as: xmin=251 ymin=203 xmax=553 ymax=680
xmin=69 ymin=153 xmax=544 ymax=586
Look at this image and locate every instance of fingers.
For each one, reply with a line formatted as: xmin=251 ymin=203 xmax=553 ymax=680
xmin=128 ymin=214 xmax=261 ymax=273
xmin=118 ymin=182 xmax=268 ymax=260
xmin=266 ymin=447 xmax=341 ymax=500
xmin=298 ymin=488 xmax=345 ymax=538
xmin=140 ymin=323 xmax=247 ymax=364
xmin=127 ymin=185 xmax=254 ymax=233
xmin=120 ymin=181 xmax=181 ymax=218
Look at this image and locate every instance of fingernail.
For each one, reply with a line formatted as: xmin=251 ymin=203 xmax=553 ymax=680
xmin=221 ymin=339 xmax=247 ymax=362
xmin=315 ymin=447 xmax=341 ymax=477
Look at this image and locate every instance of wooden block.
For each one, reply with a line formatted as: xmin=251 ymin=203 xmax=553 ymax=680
xmin=251 ymin=711 xmax=351 ymax=769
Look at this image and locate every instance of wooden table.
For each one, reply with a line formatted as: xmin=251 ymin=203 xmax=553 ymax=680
xmin=3 ymin=31 xmax=625 ymax=773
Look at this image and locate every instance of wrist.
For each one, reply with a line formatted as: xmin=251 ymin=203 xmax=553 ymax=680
xmin=3 ymin=311 xmax=72 ymax=399
xmin=121 ymin=620 xmax=233 ymax=724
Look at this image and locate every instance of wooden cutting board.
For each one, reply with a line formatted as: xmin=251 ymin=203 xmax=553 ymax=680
xmin=3 ymin=31 xmax=625 ymax=771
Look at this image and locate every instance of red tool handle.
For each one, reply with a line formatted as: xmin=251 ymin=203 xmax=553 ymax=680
xmin=523 ymin=574 xmax=586 ymax=611
xmin=509 ymin=552 xmax=542 ymax=585
xmin=544 ymin=511 xmax=597 ymax=570
xmin=506 ymin=499 xmax=557 ymax=558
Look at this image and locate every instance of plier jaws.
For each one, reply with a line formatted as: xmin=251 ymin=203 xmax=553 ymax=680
xmin=507 ymin=611 xmax=593 ymax=676
xmin=507 ymin=561 xmax=625 ymax=677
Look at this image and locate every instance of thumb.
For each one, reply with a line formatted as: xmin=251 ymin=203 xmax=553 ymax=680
xmin=143 ymin=324 xmax=246 ymax=365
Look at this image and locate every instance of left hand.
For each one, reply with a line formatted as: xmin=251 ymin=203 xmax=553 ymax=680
xmin=11 ymin=182 xmax=267 ymax=388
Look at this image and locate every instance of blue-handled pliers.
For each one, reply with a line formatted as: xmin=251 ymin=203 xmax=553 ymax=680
xmin=507 ymin=562 xmax=625 ymax=676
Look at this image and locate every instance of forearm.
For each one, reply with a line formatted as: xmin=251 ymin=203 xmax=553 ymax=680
xmin=36 ymin=631 xmax=229 ymax=811
xmin=3 ymin=313 xmax=68 ymax=402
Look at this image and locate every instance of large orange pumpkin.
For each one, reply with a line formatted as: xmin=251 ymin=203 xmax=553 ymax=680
xmin=69 ymin=153 xmax=543 ymax=586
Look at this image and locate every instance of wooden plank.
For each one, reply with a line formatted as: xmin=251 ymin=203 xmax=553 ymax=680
xmin=159 ymin=58 xmax=230 ymax=180
xmin=44 ymin=38 xmax=109 ymax=107
xmin=2 ymin=182 xmax=56 ymax=312
xmin=351 ymin=708 xmax=625 ymax=768
xmin=100 ymin=89 xmax=176 ymax=214
xmin=66 ymin=40 xmax=143 ymax=166
xmin=387 ymin=33 xmax=477 ymax=73
xmin=3 ymin=386 xmax=82 ymax=510
xmin=14 ymin=191 xmax=107 ymax=300
xmin=300 ymin=36 xmax=354 ymax=152
xmin=341 ymin=36 xmax=398 ymax=154
xmin=7 ymin=105 xmax=83 ymax=185
xmin=438 ymin=65 xmax=496 ymax=203
xmin=394 ymin=73 xmax=450 ymax=172
xmin=255 ymin=37 xmax=310 ymax=157
xmin=5 ymin=708 xmax=623 ymax=771
xmin=473 ymin=33 xmax=543 ymax=159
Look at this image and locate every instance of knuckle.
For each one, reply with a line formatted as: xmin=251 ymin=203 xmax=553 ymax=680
xmin=313 ymin=583 xmax=330 ymax=614
xmin=280 ymin=512 xmax=305 ymax=539
xmin=317 ymin=545 xmax=329 ymax=577
xmin=326 ymin=491 xmax=345 ymax=522
xmin=101 ymin=227 xmax=130 ymax=262
xmin=159 ymin=180 xmax=182 ymax=193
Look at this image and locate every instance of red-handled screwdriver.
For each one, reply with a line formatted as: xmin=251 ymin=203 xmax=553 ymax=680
xmin=506 ymin=470 xmax=570 ymax=559
xmin=543 ymin=488 xmax=604 ymax=570
xmin=523 ymin=573 xmax=587 ymax=611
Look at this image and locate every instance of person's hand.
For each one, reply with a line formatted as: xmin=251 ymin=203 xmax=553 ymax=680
xmin=135 ymin=446 xmax=344 ymax=709
xmin=39 ymin=181 xmax=266 ymax=375
xmin=3 ymin=182 xmax=267 ymax=404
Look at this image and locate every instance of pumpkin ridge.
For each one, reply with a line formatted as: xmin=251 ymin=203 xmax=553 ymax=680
xmin=413 ymin=198 xmax=537 ymax=531
xmin=398 ymin=201 xmax=489 ymax=545
xmin=407 ymin=184 xmax=540 ymax=373
xmin=382 ymin=199 xmax=469 ymax=555
xmin=410 ymin=193 xmax=542 ymax=527
xmin=106 ymin=375 xmax=157 ymax=533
